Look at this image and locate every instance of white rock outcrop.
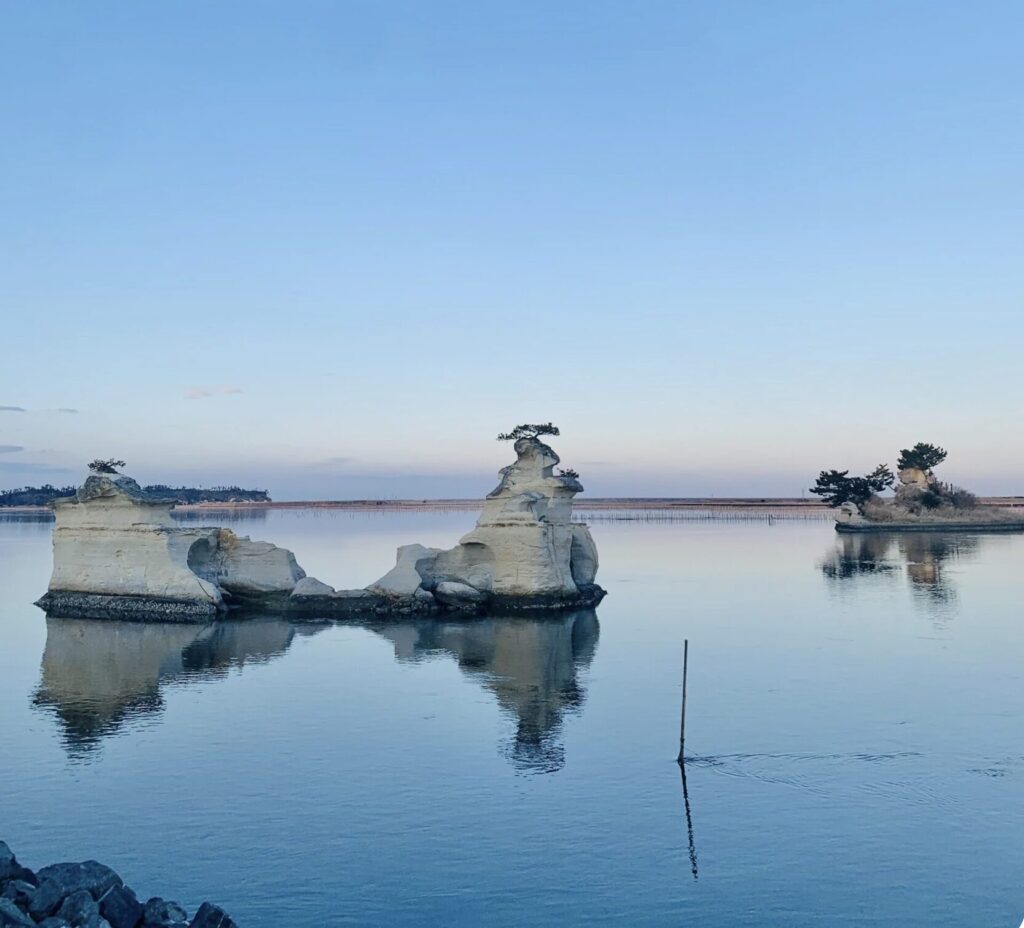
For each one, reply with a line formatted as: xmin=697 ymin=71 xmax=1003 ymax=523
xmin=39 ymin=434 xmax=605 ymax=622
xmin=362 ymin=436 xmax=605 ymax=610
xmin=37 ymin=472 xmax=305 ymax=621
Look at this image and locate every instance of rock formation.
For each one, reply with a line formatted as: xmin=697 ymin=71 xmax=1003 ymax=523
xmin=36 ymin=434 xmax=605 ymax=621
xmin=36 ymin=472 xmax=305 ymax=620
xmin=337 ymin=435 xmax=605 ymax=613
xmin=0 ymin=839 xmax=238 ymax=927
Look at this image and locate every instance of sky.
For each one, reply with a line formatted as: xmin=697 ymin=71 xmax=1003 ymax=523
xmin=1 ymin=1 xmax=1022 ymax=500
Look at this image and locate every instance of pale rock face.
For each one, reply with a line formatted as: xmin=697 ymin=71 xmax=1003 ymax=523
xmin=370 ymin=436 xmax=603 ymax=605
xmin=46 ymin=475 xmax=223 ymax=612
xmin=368 ymin=544 xmax=443 ymax=597
xmin=212 ymin=529 xmax=305 ymax=598
xmin=835 ymin=501 xmax=868 ymax=524
xmin=292 ymin=576 xmax=337 ymax=596
xmin=41 ymin=471 xmax=307 ymax=619
xmin=434 ymin=580 xmax=488 ymax=608
xmin=569 ymin=524 xmax=599 ymax=586
xmin=898 ymin=467 xmax=931 ymax=488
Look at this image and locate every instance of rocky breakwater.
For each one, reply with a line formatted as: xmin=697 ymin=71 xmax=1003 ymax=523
xmin=289 ymin=432 xmax=605 ymax=616
xmin=35 ymin=472 xmax=305 ymax=621
xmin=0 ymin=841 xmax=236 ymax=928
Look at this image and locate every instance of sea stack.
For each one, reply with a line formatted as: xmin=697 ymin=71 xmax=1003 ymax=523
xmin=36 ymin=469 xmax=305 ymax=620
xmin=360 ymin=432 xmax=604 ymax=611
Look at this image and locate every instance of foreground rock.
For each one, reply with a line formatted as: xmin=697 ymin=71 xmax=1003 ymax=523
xmin=0 ymin=841 xmax=237 ymax=928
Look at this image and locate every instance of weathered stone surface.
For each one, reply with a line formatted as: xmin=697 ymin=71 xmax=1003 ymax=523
xmin=0 ymin=897 xmax=33 ymax=927
xmin=835 ymin=501 xmax=868 ymax=524
xmin=569 ymin=524 xmax=599 ymax=586
xmin=0 ymin=843 xmax=18 ymax=882
xmin=369 ymin=437 xmax=604 ymax=610
xmin=434 ymin=581 xmax=487 ymax=608
xmin=212 ymin=529 xmax=305 ymax=598
xmin=0 ymin=881 xmax=34 ymax=909
xmin=141 ymin=897 xmax=188 ymax=927
xmin=56 ymin=889 xmax=100 ymax=928
xmin=37 ymin=862 xmax=123 ymax=899
xmin=98 ymin=885 xmax=142 ymax=928
xmin=188 ymin=902 xmax=236 ymax=928
xmin=36 ymin=918 xmax=73 ymax=928
xmin=45 ymin=476 xmax=223 ymax=613
xmin=29 ymin=880 xmax=63 ymax=919
xmin=367 ymin=544 xmax=442 ymax=597
xmin=39 ymin=470 xmax=309 ymax=621
xmin=290 ymin=576 xmax=336 ymax=597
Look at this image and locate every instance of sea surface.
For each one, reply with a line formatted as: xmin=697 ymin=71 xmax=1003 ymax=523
xmin=1 ymin=509 xmax=1022 ymax=927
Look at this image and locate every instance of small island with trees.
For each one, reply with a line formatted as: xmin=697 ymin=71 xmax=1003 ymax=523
xmin=812 ymin=442 xmax=1024 ymax=533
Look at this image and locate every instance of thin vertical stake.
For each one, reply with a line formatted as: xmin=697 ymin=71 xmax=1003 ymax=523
xmin=678 ymin=639 xmax=688 ymax=762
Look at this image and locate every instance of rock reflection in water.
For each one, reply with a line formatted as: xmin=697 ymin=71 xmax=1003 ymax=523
xmin=32 ymin=617 xmax=314 ymax=759
xmin=33 ymin=610 xmax=599 ymax=772
xmin=369 ymin=610 xmax=600 ymax=774
xmin=821 ymin=532 xmax=984 ymax=611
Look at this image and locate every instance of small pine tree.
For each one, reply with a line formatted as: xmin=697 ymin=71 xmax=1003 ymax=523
xmin=497 ymin=423 xmax=561 ymax=442
xmin=88 ymin=459 xmax=126 ymax=475
xmin=897 ymin=443 xmax=947 ymax=472
xmin=809 ymin=464 xmax=894 ymax=508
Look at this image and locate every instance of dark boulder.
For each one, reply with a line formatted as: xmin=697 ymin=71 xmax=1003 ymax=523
xmin=36 ymin=919 xmax=74 ymax=928
xmin=100 ymin=885 xmax=143 ymax=928
xmin=0 ymin=897 xmax=33 ymax=927
xmin=37 ymin=862 xmax=123 ymax=901
xmin=57 ymin=889 xmax=101 ymax=928
xmin=189 ymin=903 xmax=237 ymax=928
xmin=0 ymin=881 xmax=34 ymax=909
xmin=0 ymin=844 xmax=18 ymax=883
xmin=29 ymin=880 xmax=65 ymax=920
xmin=141 ymin=897 xmax=188 ymax=927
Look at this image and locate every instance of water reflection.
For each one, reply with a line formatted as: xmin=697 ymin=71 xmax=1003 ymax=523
xmin=32 ymin=618 xmax=318 ymax=760
xmin=370 ymin=610 xmax=599 ymax=773
xmin=32 ymin=610 xmax=599 ymax=772
xmin=820 ymin=532 xmax=985 ymax=613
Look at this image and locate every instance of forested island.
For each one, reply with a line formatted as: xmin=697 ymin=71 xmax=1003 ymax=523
xmin=0 ymin=484 xmax=270 ymax=507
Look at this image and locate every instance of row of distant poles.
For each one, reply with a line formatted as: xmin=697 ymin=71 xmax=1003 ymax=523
xmin=678 ymin=639 xmax=698 ymax=880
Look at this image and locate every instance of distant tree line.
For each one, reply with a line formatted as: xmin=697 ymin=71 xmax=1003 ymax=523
xmin=0 ymin=484 xmax=271 ymax=507
xmin=0 ymin=484 xmax=77 ymax=507
xmin=143 ymin=485 xmax=272 ymax=504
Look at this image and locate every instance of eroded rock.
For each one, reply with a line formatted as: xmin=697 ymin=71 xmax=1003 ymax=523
xmin=365 ymin=435 xmax=605 ymax=612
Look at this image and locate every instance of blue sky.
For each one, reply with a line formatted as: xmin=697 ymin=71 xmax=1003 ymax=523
xmin=1 ymin=1 xmax=1022 ymax=499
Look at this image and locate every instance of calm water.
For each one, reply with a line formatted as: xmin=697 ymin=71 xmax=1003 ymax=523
xmin=1 ymin=511 xmax=1022 ymax=926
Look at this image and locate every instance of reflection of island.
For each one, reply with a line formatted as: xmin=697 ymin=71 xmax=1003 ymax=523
xmin=32 ymin=617 xmax=319 ymax=759
xmin=820 ymin=532 xmax=984 ymax=610
xmin=368 ymin=610 xmax=600 ymax=774
xmin=33 ymin=610 xmax=599 ymax=772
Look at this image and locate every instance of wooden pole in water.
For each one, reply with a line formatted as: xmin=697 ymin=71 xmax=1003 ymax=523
xmin=677 ymin=639 xmax=688 ymax=762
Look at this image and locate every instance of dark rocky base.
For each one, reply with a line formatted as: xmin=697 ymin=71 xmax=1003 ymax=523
xmin=34 ymin=593 xmax=220 ymax=623
xmin=0 ymin=840 xmax=237 ymax=928
xmin=836 ymin=521 xmax=1024 ymax=534
xmin=37 ymin=586 xmax=607 ymax=624
xmin=271 ymin=583 xmax=607 ymax=621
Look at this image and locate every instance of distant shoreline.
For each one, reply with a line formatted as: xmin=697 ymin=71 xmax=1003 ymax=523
xmin=5 ymin=496 xmax=1023 ymax=514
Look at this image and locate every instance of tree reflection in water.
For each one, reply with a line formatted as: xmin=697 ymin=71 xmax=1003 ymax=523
xmin=820 ymin=532 xmax=985 ymax=616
